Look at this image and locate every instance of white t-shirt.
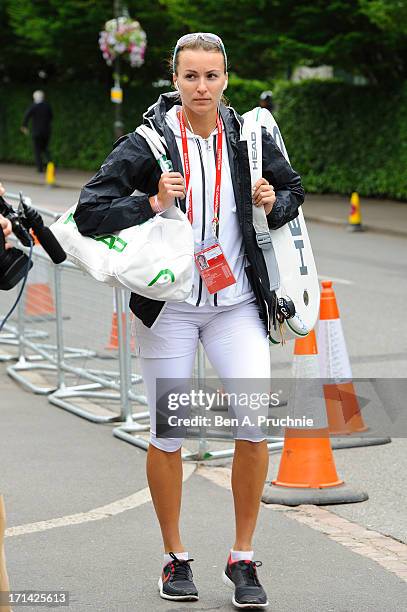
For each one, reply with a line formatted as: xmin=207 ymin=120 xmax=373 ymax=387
xmin=165 ymin=105 xmax=254 ymax=307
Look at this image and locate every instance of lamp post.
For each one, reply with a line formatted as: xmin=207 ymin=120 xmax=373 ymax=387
xmin=99 ymin=5 xmax=147 ymax=141
xmin=113 ymin=0 xmax=124 ymax=140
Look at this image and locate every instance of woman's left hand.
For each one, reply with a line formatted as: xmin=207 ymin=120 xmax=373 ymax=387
xmin=252 ymin=178 xmax=276 ymax=215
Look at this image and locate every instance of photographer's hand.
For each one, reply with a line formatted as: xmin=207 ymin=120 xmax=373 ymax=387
xmin=0 ymin=215 xmax=12 ymax=238
xmin=0 ymin=214 xmax=12 ymax=249
xmin=0 ymin=184 xmax=12 ymax=248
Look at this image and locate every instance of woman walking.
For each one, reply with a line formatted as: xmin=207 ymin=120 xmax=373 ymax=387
xmin=75 ymin=33 xmax=304 ymax=609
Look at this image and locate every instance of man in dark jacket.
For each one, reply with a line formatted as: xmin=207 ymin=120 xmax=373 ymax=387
xmin=21 ymin=90 xmax=53 ymax=173
xmin=259 ymin=90 xmax=274 ymax=113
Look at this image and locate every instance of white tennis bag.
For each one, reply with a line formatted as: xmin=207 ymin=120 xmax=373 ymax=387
xmin=242 ymin=107 xmax=320 ymax=343
xmin=50 ymin=202 xmax=194 ymax=302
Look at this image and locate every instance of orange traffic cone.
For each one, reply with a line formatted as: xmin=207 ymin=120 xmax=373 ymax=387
xmin=262 ymin=330 xmax=368 ymax=505
xmin=317 ymin=280 xmax=391 ymax=449
xmin=25 ymin=246 xmax=55 ymax=317
xmin=318 ymin=281 xmax=367 ymax=435
xmin=106 ymin=291 xmax=135 ymax=351
xmin=106 ymin=312 xmax=122 ymax=350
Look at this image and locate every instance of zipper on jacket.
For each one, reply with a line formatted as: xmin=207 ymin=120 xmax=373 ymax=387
xmin=211 ymin=133 xmax=219 ymax=307
xmin=195 ymin=138 xmax=206 ymax=307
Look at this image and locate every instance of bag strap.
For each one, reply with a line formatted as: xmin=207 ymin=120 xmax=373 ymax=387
xmin=135 ymin=125 xmax=173 ymax=173
xmin=241 ymin=109 xmax=280 ymax=291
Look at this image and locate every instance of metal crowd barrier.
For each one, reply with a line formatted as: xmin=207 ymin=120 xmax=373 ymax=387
xmin=1 ymin=240 xmax=150 ymax=425
xmin=114 ymin=337 xmax=284 ymax=461
xmin=48 ymin=279 xmax=149 ymax=428
xmin=0 ymin=321 xmax=48 ymax=363
xmin=5 ymin=248 xmax=96 ymax=394
xmin=113 ymin=315 xmax=284 ymax=460
xmin=1 ymin=193 xmax=149 ymax=426
xmin=0 ymin=195 xmax=283 ymax=460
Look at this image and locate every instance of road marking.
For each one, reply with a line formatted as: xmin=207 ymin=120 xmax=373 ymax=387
xmin=197 ymin=466 xmax=407 ymax=583
xmin=5 ymin=463 xmax=196 ymax=538
xmin=318 ymin=274 xmax=354 ymax=286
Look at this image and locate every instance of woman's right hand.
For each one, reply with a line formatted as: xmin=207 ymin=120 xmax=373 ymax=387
xmin=149 ymin=172 xmax=186 ymax=212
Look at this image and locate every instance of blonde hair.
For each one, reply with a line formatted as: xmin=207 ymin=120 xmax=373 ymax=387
xmin=172 ymin=38 xmax=227 ymax=75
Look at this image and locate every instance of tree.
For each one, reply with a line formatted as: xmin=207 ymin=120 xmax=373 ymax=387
xmin=359 ymin=0 xmax=407 ymax=34
xmin=160 ymin=0 xmax=407 ymax=84
xmin=1 ymin=0 xmax=174 ymax=83
xmin=1 ymin=0 xmax=406 ymax=85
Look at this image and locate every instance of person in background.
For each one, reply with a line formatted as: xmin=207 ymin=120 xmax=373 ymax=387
xmin=259 ymin=90 xmax=274 ymax=113
xmin=21 ymin=90 xmax=53 ymax=173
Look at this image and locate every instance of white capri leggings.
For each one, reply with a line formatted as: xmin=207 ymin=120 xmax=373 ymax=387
xmin=134 ymin=299 xmax=271 ymax=452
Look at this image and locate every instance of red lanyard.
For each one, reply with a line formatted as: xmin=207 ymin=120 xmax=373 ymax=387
xmin=177 ymin=110 xmax=223 ymax=233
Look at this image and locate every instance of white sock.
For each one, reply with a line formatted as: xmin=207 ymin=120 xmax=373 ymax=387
xmin=230 ymin=549 xmax=254 ymax=562
xmin=163 ymin=551 xmax=189 ymax=568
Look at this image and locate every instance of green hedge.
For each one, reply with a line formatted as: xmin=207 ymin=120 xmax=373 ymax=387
xmin=0 ymin=77 xmax=268 ymax=173
xmin=0 ymin=82 xmax=169 ymax=171
xmin=274 ymin=80 xmax=407 ymax=200
xmin=1 ymin=78 xmax=406 ymax=199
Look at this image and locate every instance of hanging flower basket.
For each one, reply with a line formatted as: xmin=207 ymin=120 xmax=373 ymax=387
xmin=99 ymin=17 xmax=147 ymax=68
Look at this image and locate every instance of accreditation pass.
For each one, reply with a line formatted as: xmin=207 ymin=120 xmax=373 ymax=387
xmin=194 ymin=237 xmax=236 ymax=294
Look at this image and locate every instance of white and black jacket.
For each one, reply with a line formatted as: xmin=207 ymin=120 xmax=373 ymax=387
xmin=74 ymin=92 xmax=305 ymax=336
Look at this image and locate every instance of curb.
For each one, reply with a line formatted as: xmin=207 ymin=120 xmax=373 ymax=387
xmin=1 ymin=173 xmax=87 ymax=191
xmin=3 ymin=172 xmax=407 ymax=239
xmin=305 ymin=214 xmax=407 ymax=239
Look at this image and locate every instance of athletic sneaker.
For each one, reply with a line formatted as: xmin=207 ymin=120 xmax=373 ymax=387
xmin=158 ymin=552 xmax=199 ymax=601
xmin=223 ymin=554 xmax=269 ymax=609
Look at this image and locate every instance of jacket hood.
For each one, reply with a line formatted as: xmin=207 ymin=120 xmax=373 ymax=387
xmin=143 ymin=91 xmax=181 ymax=131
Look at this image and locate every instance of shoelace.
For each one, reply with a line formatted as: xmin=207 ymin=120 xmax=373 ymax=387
xmin=168 ymin=552 xmax=194 ymax=581
xmin=233 ymin=560 xmax=262 ymax=586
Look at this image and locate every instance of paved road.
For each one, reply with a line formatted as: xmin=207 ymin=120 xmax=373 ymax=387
xmin=1 ymin=182 xmax=407 ymax=610
xmin=1 ymin=371 xmax=407 ymax=612
xmin=4 ymin=182 xmax=79 ymax=215
xmin=2 ymin=178 xmax=407 ymax=378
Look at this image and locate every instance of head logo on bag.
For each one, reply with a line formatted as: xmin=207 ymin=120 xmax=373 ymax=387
xmin=147 ymin=269 xmax=175 ymax=286
xmin=51 ymin=203 xmax=193 ymax=300
xmin=93 ymin=235 xmax=127 ymax=252
xmin=63 ymin=212 xmax=127 ymax=252
xmin=251 ymin=132 xmax=258 ymax=171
